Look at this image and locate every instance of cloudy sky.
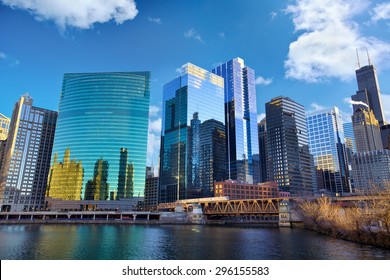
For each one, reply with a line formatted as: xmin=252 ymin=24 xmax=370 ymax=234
xmin=1 ymin=0 xmax=390 ymax=166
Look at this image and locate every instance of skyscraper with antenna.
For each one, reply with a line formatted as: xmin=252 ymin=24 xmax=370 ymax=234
xmin=352 ymin=49 xmax=386 ymax=126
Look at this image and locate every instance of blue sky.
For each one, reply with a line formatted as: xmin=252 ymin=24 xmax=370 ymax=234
xmin=1 ymin=0 xmax=390 ymax=166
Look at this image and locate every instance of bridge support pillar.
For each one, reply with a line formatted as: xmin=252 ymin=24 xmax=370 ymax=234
xmin=278 ymin=200 xmax=292 ymax=227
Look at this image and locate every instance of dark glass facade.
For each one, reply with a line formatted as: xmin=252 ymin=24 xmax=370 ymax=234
xmin=212 ymin=58 xmax=260 ymax=184
xmin=0 ymin=94 xmax=57 ymax=211
xmin=352 ymin=64 xmax=385 ymax=126
xmin=266 ymin=96 xmax=315 ymax=196
xmin=258 ymin=118 xmax=269 ymax=183
xmin=48 ymin=72 xmax=150 ymax=200
xmin=159 ymin=63 xmax=225 ymax=203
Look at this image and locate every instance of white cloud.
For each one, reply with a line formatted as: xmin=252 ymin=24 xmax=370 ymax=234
xmin=2 ymin=0 xmax=138 ymax=29
xmin=148 ymin=118 xmax=161 ymax=133
xmin=147 ymin=117 xmax=161 ymax=166
xmin=371 ymin=2 xmax=390 ymax=22
xmin=270 ymin=11 xmax=277 ymax=20
xmin=147 ymin=131 xmax=160 ymax=166
xmin=285 ymin=0 xmax=390 ymax=83
xmin=257 ymin=113 xmax=266 ymax=123
xmin=148 ymin=17 xmax=161 ymax=24
xmin=218 ymin=32 xmax=225 ymax=38
xmin=255 ymin=76 xmax=273 ymax=86
xmin=343 ymin=97 xmax=353 ymax=109
xmin=149 ymin=105 xmax=160 ymax=117
xmin=184 ymin=28 xmax=203 ymax=42
xmin=0 ymin=51 xmax=20 ymax=66
xmin=306 ymin=103 xmax=328 ymax=115
xmin=382 ymin=94 xmax=390 ymax=122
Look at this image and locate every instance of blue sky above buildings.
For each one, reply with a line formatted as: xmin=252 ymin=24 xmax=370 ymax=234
xmin=1 ymin=0 xmax=390 ymax=166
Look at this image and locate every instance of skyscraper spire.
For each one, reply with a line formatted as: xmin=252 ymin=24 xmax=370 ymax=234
xmin=366 ymin=48 xmax=372 ymax=66
xmin=356 ymin=48 xmax=361 ymax=68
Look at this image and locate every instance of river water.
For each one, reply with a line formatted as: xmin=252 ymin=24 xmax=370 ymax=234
xmin=0 ymin=224 xmax=389 ymax=260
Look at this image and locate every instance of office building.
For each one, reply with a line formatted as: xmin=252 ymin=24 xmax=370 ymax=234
xmin=0 ymin=139 xmax=6 ymax=173
xmin=48 ymin=72 xmax=150 ymax=200
xmin=0 ymin=94 xmax=57 ymax=211
xmin=144 ymin=166 xmax=159 ymax=210
xmin=258 ymin=117 xmax=270 ymax=182
xmin=352 ymin=108 xmax=383 ymax=152
xmin=307 ymin=107 xmax=351 ymax=195
xmin=0 ymin=113 xmax=10 ymax=141
xmin=266 ymin=96 xmax=315 ymax=196
xmin=351 ymin=63 xmax=386 ymax=126
xmin=212 ymin=58 xmax=260 ymax=184
xmin=159 ymin=63 xmax=225 ymax=203
xmin=351 ymin=150 xmax=390 ymax=190
xmin=214 ymin=180 xmax=288 ymax=200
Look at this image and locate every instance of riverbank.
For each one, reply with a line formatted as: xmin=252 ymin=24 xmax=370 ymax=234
xmin=296 ymin=197 xmax=390 ymax=250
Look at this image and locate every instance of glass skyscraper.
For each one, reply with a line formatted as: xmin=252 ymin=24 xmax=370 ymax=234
xmin=47 ymin=72 xmax=150 ymax=200
xmin=307 ymin=107 xmax=351 ymax=195
xmin=0 ymin=94 xmax=57 ymax=211
xmin=343 ymin=122 xmax=356 ymax=153
xmin=159 ymin=63 xmax=225 ymax=203
xmin=266 ymin=96 xmax=315 ymax=196
xmin=212 ymin=58 xmax=260 ymax=184
xmin=352 ymin=63 xmax=386 ymax=126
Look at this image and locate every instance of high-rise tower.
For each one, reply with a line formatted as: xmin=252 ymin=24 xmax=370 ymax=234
xmin=351 ymin=61 xmax=386 ymax=126
xmin=159 ymin=63 xmax=225 ymax=203
xmin=266 ymin=96 xmax=315 ymax=196
xmin=307 ymin=107 xmax=351 ymax=195
xmin=212 ymin=58 xmax=260 ymax=184
xmin=0 ymin=113 xmax=10 ymax=141
xmin=0 ymin=113 xmax=10 ymax=174
xmin=0 ymin=94 xmax=57 ymax=211
xmin=48 ymin=72 xmax=150 ymax=200
xmin=258 ymin=117 xmax=269 ymax=183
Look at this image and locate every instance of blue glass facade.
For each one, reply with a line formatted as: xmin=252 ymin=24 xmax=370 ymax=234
xmin=159 ymin=63 xmax=225 ymax=202
xmin=49 ymin=72 xmax=150 ymax=200
xmin=307 ymin=107 xmax=351 ymax=195
xmin=212 ymin=58 xmax=259 ymax=184
xmin=343 ymin=122 xmax=356 ymax=153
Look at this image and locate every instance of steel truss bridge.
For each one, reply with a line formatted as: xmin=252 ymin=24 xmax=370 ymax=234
xmin=158 ymin=197 xmax=284 ymax=220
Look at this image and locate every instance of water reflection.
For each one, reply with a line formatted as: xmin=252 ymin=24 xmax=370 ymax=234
xmin=0 ymin=225 xmax=389 ymax=260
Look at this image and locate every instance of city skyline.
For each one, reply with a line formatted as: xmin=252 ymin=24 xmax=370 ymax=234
xmin=1 ymin=0 xmax=390 ymax=167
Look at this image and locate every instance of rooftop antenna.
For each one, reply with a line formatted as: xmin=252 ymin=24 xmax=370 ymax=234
xmin=366 ymin=48 xmax=372 ymax=66
xmin=356 ymin=48 xmax=361 ymax=68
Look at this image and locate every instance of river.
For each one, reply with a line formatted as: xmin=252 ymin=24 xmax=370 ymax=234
xmin=0 ymin=224 xmax=389 ymax=259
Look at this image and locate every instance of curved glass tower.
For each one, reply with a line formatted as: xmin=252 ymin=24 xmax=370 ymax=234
xmin=48 ymin=72 xmax=150 ymax=200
